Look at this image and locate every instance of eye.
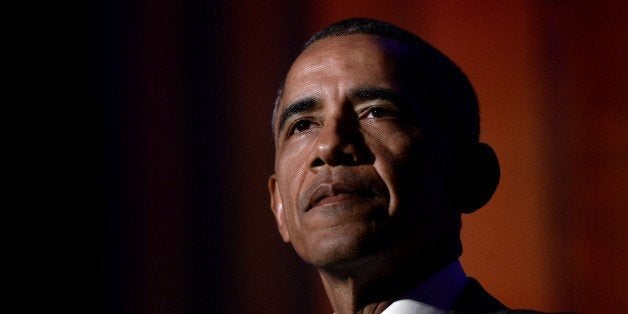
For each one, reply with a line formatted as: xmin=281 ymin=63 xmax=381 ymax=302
xmin=365 ymin=106 xmax=396 ymax=119
xmin=289 ymin=119 xmax=314 ymax=135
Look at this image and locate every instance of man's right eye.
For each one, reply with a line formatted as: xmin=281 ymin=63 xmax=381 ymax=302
xmin=289 ymin=119 xmax=313 ymax=135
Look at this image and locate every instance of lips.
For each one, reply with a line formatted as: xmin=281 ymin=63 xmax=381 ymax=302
xmin=306 ymin=182 xmax=376 ymax=211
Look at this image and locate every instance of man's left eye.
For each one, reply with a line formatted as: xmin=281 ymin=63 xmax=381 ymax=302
xmin=366 ymin=107 xmax=394 ymax=118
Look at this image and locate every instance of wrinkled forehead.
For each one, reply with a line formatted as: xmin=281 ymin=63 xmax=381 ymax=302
xmin=292 ymin=35 xmax=411 ymax=75
xmin=280 ymin=34 xmax=414 ymax=104
xmin=291 ymin=35 xmax=391 ymax=70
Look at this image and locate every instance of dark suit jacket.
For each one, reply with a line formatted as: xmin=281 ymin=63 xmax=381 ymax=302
xmin=450 ymin=277 xmax=545 ymax=313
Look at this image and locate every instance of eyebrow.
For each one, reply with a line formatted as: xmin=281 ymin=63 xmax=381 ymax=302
xmin=277 ymin=96 xmax=318 ymax=134
xmin=350 ymin=86 xmax=404 ymax=104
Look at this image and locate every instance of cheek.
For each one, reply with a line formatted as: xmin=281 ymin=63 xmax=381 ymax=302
xmin=276 ymin=140 xmax=313 ymax=187
xmin=276 ymin=134 xmax=316 ymax=172
xmin=275 ymin=139 xmax=315 ymax=227
xmin=362 ymin=121 xmax=421 ymax=160
xmin=367 ymin=132 xmax=419 ymax=215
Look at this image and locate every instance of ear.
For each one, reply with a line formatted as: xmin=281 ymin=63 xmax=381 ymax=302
xmin=453 ymin=143 xmax=500 ymax=214
xmin=268 ymin=174 xmax=290 ymax=242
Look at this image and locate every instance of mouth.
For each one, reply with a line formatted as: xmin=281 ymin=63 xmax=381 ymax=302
xmin=306 ymin=182 xmax=376 ymax=211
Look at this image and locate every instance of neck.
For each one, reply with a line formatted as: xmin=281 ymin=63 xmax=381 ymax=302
xmin=317 ymin=248 xmax=458 ymax=314
xmin=318 ymin=269 xmax=393 ymax=314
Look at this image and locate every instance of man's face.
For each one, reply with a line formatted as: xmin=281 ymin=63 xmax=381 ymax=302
xmin=269 ymin=34 xmax=455 ymax=269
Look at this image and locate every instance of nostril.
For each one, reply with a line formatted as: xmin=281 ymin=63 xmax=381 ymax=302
xmin=337 ymin=153 xmax=357 ymax=165
xmin=311 ymin=158 xmax=325 ymax=168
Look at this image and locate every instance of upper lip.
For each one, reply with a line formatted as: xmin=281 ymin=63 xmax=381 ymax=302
xmin=306 ymin=181 xmax=374 ymax=211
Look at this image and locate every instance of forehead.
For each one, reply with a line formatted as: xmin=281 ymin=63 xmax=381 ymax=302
xmin=281 ymin=34 xmax=410 ymax=103
xmin=289 ymin=34 xmax=396 ymax=74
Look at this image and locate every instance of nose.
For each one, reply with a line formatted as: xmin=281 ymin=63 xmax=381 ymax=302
xmin=309 ymin=114 xmax=370 ymax=169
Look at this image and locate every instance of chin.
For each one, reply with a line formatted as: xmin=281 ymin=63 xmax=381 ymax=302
xmin=299 ymin=222 xmax=388 ymax=269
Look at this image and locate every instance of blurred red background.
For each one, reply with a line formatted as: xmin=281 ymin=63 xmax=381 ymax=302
xmin=96 ymin=1 xmax=627 ymax=313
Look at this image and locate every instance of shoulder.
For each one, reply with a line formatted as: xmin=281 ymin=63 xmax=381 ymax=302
xmin=451 ymin=277 xmax=508 ymax=313
xmin=451 ymin=278 xmax=556 ymax=314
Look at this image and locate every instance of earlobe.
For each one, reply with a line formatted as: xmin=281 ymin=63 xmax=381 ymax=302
xmin=269 ymin=174 xmax=291 ymax=242
xmin=454 ymin=143 xmax=500 ymax=214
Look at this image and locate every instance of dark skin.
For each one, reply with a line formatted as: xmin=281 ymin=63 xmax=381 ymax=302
xmin=269 ymin=34 xmax=496 ymax=313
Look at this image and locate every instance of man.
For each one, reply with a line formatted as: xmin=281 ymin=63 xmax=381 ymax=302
xmin=268 ymin=18 xmax=512 ymax=313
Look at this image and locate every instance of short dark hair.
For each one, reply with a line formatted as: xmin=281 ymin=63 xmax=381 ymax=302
xmin=273 ymin=17 xmax=480 ymax=145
